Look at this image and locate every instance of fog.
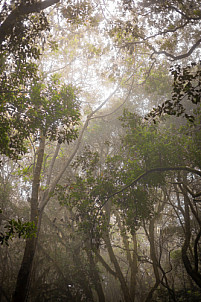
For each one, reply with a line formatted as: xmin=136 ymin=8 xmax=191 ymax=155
xmin=0 ymin=0 xmax=201 ymax=301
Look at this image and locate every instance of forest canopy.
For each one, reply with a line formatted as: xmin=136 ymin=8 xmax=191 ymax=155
xmin=0 ymin=1 xmax=201 ymax=302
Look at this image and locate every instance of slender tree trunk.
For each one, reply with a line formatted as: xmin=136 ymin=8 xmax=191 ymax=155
xmin=103 ymin=201 xmax=132 ymax=302
xmin=103 ymin=232 xmax=132 ymax=302
xmin=85 ymin=244 xmax=105 ymax=302
xmin=181 ymin=188 xmax=201 ymax=288
xmin=130 ymin=233 xmax=138 ymax=302
xmin=12 ymin=136 xmax=46 ymax=302
xmin=144 ymin=218 xmax=160 ymax=302
xmin=73 ymin=253 xmax=95 ymax=301
xmin=116 ymin=211 xmax=138 ymax=301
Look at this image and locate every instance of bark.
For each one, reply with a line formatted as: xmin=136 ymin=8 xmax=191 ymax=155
xmin=85 ymin=244 xmax=105 ymax=302
xmin=0 ymin=286 xmax=10 ymax=302
xmin=0 ymin=0 xmax=59 ymax=45
xmin=12 ymin=136 xmax=46 ymax=302
xmin=144 ymin=214 xmax=163 ymax=302
xmin=103 ymin=232 xmax=132 ymax=302
xmin=149 ymin=219 xmax=160 ymax=283
xmin=130 ymin=233 xmax=138 ymax=302
xmin=144 ymin=218 xmax=161 ymax=302
xmin=116 ymin=212 xmax=138 ymax=302
xmin=94 ymin=250 xmax=117 ymax=278
xmin=107 ymin=166 xmax=201 ymax=202
xmin=179 ymin=184 xmax=201 ymax=275
xmin=0 ymin=247 xmax=9 ymax=302
xmin=181 ymin=188 xmax=201 ymax=288
xmin=103 ymin=201 xmax=132 ymax=302
xmin=194 ymin=229 xmax=201 ymax=273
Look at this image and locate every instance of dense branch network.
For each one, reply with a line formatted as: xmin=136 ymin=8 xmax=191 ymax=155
xmin=114 ymin=1 xmax=201 ymax=62
xmin=0 ymin=0 xmax=59 ymax=45
xmin=149 ymin=37 xmax=201 ymax=61
xmin=104 ymin=166 xmax=201 ymax=203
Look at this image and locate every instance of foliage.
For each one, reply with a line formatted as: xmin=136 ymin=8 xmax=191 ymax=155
xmin=0 ymin=0 xmax=59 ymax=159
xmin=109 ymin=0 xmax=201 ymax=60
xmin=55 ymin=147 xmax=110 ymax=245
xmin=0 ymin=75 xmax=80 ymax=159
xmin=0 ymin=0 xmax=201 ymax=301
xmin=0 ymin=218 xmax=36 ymax=246
xmin=146 ymin=62 xmax=201 ymax=123
xmin=61 ymin=0 xmax=96 ymax=26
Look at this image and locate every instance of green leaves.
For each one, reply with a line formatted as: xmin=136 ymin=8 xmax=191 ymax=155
xmin=28 ymin=77 xmax=81 ymax=144
xmin=0 ymin=218 xmax=37 ymax=246
xmin=0 ymin=1 xmax=75 ymax=159
xmin=0 ymin=74 xmax=80 ymax=159
xmin=146 ymin=62 xmax=201 ymax=123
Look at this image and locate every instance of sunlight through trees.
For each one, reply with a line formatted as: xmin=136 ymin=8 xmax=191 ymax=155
xmin=0 ymin=1 xmax=201 ymax=301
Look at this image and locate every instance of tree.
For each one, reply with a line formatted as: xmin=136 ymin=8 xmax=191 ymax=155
xmin=109 ymin=0 xmax=201 ymax=62
xmin=0 ymin=0 xmax=59 ymax=159
xmin=0 ymin=0 xmax=59 ymax=45
xmin=12 ymin=76 xmax=80 ymax=302
xmin=1 ymin=1 xmax=201 ymax=301
xmin=107 ymin=0 xmax=201 ymax=117
xmin=146 ymin=62 xmax=201 ymax=123
xmin=113 ymin=108 xmax=201 ymax=295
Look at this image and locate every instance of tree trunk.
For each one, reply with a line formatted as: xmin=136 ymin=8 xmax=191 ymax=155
xmin=85 ymin=244 xmax=105 ymax=302
xmin=103 ymin=232 xmax=132 ymax=302
xmin=144 ymin=218 xmax=160 ymax=302
xmin=116 ymin=211 xmax=138 ymax=302
xmin=0 ymin=0 xmax=59 ymax=45
xmin=12 ymin=136 xmax=45 ymax=302
xmin=181 ymin=188 xmax=201 ymax=288
xmin=130 ymin=233 xmax=138 ymax=302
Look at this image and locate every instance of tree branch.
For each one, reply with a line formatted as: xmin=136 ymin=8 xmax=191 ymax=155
xmin=94 ymin=250 xmax=117 ymax=278
xmin=121 ymin=20 xmax=189 ymax=48
xmin=103 ymin=167 xmax=201 ymax=206
xmin=0 ymin=0 xmax=59 ymax=45
xmin=39 ymin=86 xmax=120 ymax=212
xmin=91 ymin=76 xmax=134 ymax=120
xmin=183 ymin=183 xmax=201 ymax=199
xmin=150 ymin=38 xmax=201 ymax=61
xmin=46 ymin=143 xmax=60 ymax=187
xmin=168 ymin=5 xmax=201 ymax=21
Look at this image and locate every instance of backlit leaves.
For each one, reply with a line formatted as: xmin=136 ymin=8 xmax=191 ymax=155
xmin=146 ymin=62 xmax=201 ymax=123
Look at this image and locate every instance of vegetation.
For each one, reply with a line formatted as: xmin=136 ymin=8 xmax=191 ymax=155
xmin=0 ymin=0 xmax=201 ymax=301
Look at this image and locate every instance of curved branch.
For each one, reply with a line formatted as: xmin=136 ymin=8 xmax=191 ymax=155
xmin=39 ymin=86 xmax=120 ymax=212
xmin=150 ymin=38 xmax=201 ymax=61
xmin=121 ymin=20 xmax=190 ymax=48
xmin=144 ymin=20 xmax=190 ymax=41
xmin=168 ymin=5 xmax=201 ymax=21
xmin=91 ymin=76 xmax=134 ymax=120
xmin=0 ymin=0 xmax=59 ymax=45
xmin=94 ymin=250 xmax=117 ymax=278
xmin=104 ymin=167 xmax=201 ymax=204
